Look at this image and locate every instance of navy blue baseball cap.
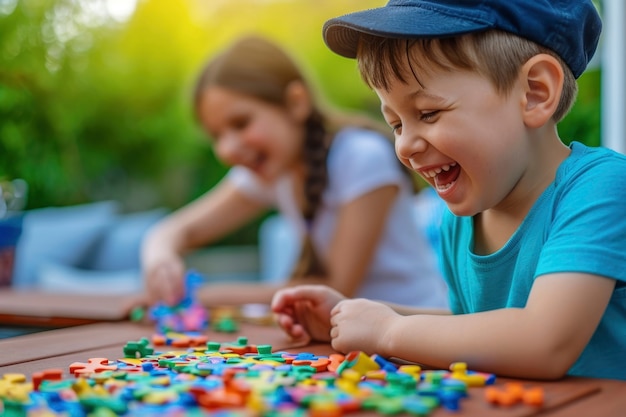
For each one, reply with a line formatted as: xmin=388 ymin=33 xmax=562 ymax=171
xmin=323 ymin=0 xmax=602 ymax=78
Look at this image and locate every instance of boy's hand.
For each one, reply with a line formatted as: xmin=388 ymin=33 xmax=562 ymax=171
xmin=271 ymin=285 xmax=346 ymax=344
xmin=330 ymin=298 xmax=399 ymax=355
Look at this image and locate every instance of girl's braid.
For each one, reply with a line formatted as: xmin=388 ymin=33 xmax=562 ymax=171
xmin=290 ymin=109 xmax=329 ymax=278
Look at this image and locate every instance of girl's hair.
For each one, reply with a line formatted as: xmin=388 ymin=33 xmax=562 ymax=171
xmin=356 ymin=30 xmax=577 ymax=123
xmin=194 ymin=35 xmax=397 ymax=279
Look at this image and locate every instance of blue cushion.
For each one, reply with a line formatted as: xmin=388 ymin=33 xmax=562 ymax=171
xmin=86 ymin=208 xmax=168 ymax=271
xmin=12 ymin=201 xmax=119 ymax=288
xmin=37 ymin=262 xmax=143 ymax=295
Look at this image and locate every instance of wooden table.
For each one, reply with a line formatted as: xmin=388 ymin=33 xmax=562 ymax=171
xmin=0 ymin=290 xmax=137 ymax=328
xmin=1 ymin=321 xmax=625 ymax=416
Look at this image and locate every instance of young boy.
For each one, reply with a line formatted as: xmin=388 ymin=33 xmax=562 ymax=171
xmin=271 ymin=0 xmax=626 ymax=381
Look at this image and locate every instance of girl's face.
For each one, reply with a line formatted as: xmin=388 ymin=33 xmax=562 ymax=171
xmin=375 ymin=62 xmax=531 ymax=217
xmin=197 ymin=86 xmax=305 ymax=183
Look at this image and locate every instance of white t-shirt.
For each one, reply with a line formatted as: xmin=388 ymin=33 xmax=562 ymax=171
xmin=227 ymin=127 xmax=449 ymax=308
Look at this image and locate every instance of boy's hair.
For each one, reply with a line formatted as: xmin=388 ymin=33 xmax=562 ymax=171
xmin=356 ymin=30 xmax=577 ymax=122
xmin=322 ymin=0 xmax=602 ymax=89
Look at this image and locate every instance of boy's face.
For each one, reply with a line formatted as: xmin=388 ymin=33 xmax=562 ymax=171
xmin=374 ymin=60 xmax=531 ymax=217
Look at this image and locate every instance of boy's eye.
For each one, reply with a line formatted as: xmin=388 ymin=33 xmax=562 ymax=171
xmin=421 ymin=111 xmax=439 ymax=122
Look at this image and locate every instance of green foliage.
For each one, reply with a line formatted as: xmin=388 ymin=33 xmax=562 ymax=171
xmin=558 ymin=69 xmax=601 ymax=147
xmin=0 ymin=0 xmax=385 ymax=214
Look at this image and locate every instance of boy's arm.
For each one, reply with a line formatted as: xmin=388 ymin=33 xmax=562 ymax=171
xmin=382 ymin=302 xmax=451 ymax=316
xmin=331 ymin=272 xmax=614 ymax=380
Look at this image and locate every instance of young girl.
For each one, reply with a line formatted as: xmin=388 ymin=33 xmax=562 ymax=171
xmin=141 ymin=35 xmax=448 ymax=309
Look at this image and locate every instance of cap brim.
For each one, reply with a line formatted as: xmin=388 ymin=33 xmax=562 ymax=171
xmin=323 ymin=5 xmax=490 ymax=59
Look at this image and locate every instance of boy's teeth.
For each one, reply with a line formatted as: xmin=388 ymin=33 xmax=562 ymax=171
xmin=436 ymin=181 xmax=453 ymax=191
xmin=425 ymin=163 xmax=455 ymax=178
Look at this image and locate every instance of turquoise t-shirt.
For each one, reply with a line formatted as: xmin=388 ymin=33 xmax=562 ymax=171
xmin=440 ymin=142 xmax=626 ymax=380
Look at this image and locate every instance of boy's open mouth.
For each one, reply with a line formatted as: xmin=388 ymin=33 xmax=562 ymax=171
xmin=422 ymin=162 xmax=460 ymax=192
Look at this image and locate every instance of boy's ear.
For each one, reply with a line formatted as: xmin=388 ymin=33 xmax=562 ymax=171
xmin=285 ymin=81 xmax=312 ymax=122
xmin=520 ymin=54 xmax=563 ymax=128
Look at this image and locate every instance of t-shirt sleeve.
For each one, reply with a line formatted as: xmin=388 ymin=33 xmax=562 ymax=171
xmin=536 ymin=152 xmax=626 ymax=283
xmin=327 ymin=128 xmax=409 ymax=204
xmin=226 ymin=166 xmax=275 ymax=205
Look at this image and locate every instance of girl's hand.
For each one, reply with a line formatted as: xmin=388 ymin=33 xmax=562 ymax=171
xmin=330 ymin=298 xmax=399 ymax=355
xmin=142 ymin=250 xmax=186 ymax=306
xmin=271 ymin=285 xmax=346 ymax=344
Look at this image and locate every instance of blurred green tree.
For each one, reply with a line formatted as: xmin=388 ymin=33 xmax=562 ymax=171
xmin=0 ymin=0 xmax=386 ymax=214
